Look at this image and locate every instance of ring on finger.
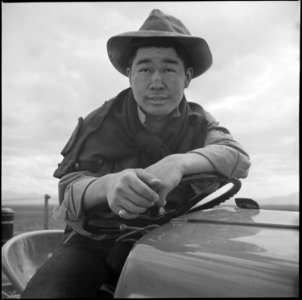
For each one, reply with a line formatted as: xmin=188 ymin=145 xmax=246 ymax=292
xmin=118 ymin=209 xmax=127 ymax=218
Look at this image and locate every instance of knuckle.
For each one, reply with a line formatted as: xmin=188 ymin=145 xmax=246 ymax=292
xmin=114 ymin=184 xmax=124 ymax=194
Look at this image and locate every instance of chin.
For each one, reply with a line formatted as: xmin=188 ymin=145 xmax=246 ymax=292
xmin=144 ymin=105 xmax=172 ymax=116
xmin=148 ymin=109 xmax=171 ymax=117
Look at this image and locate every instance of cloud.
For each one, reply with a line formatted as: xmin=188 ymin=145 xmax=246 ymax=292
xmin=2 ymin=2 xmax=299 ymax=201
xmin=2 ymin=154 xmax=59 ymax=196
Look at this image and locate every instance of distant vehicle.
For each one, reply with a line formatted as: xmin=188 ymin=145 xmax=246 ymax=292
xmin=2 ymin=174 xmax=299 ymax=298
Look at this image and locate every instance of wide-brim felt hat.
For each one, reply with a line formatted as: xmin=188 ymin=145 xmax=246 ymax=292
xmin=107 ymin=9 xmax=212 ymax=78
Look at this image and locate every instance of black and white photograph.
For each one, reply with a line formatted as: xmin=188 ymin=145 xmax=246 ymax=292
xmin=2 ymin=1 xmax=299 ymax=298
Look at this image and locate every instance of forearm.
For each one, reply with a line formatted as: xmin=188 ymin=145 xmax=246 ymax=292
xmin=161 ymin=145 xmax=250 ymax=180
xmin=58 ymin=172 xmax=109 ymax=220
xmin=158 ymin=148 xmax=247 ymax=179
xmin=189 ymin=145 xmax=251 ymax=178
xmin=177 ymin=152 xmax=216 ymax=176
xmin=200 ymin=110 xmax=251 ymax=178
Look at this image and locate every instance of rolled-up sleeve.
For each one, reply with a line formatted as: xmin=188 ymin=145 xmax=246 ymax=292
xmin=57 ymin=172 xmax=98 ymax=221
xmin=189 ymin=110 xmax=251 ymax=178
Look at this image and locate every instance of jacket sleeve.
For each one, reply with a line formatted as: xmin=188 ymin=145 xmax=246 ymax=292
xmin=189 ymin=110 xmax=251 ymax=179
xmin=55 ymin=171 xmax=99 ymax=221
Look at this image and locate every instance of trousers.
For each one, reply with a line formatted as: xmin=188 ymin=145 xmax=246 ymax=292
xmin=21 ymin=230 xmax=133 ymax=298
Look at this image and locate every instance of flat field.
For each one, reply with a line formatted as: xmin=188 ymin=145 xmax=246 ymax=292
xmin=3 ymin=204 xmax=65 ymax=236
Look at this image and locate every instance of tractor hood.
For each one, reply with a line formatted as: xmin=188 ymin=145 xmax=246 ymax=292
xmin=114 ymin=204 xmax=299 ymax=298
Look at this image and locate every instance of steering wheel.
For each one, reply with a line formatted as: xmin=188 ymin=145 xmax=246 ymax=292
xmin=84 ymin=173 xmax=241 ymax=234
xmin=175 ymin=173 xmax=241 ymax=215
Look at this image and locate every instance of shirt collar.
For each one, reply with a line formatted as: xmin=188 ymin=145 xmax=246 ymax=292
xmin=137 ymin=105 xmax=181 ymax=126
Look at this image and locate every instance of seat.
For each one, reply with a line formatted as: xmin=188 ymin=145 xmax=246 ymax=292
xmin=2 ymin=229 xmax=64 ymax=294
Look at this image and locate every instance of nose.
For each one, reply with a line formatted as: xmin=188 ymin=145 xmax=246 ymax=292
xmin=149 ymin=71 xmax=164 ymax=89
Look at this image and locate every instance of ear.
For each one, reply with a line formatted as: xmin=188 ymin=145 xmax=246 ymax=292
xmin=184 ymin=67 xmax=193 ymax=88
xmin=126 ymin=67 xmax=132 ymax=85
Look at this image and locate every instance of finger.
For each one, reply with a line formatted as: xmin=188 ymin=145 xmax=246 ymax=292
xmin=127 ymin=187 xmax=157 ymax=208
xmin=148 ymin=178 xmax=162 ymax=192
xmin=109 ymin=170 xmax=158 ymax=207
xmin=156 ymin=190 xmax=167 ymax=208
xmin=136 ymin=169 xmax=162 ymax=191
xmin=121 ymin=197 xmax=148 ymax=214
xmin=129 ymin=175 xmax=160 ymax=203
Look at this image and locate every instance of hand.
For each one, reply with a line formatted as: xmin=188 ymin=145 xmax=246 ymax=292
xmin=106 ymin=169 xmax=161 ymax=219
xmin=145 ymin=154 xmax=185 ymax=208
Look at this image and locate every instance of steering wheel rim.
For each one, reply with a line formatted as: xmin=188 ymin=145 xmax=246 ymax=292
xmin=84 ymin=173 xmax=242 ymax=234
xmin=183 ymin=177 xmax=241 ymax=213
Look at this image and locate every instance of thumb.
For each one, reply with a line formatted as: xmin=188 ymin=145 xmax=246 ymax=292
xmin=148 ymin=178 xmax=162 ymax=192
xmin=136 ymin=169 xmax=161 ymax=191
xmin=156 ymin=190 xmax=167 ymax=208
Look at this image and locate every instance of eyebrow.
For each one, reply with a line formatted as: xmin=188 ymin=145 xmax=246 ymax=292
xmin=135 ymin=58 xmax=180 ymax=66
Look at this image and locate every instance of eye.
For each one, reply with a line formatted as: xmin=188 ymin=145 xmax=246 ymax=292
xmin=138 ymin=68 xmax=150 ymax=73
xmin=164 ymin=68 xmax=176 ymax=73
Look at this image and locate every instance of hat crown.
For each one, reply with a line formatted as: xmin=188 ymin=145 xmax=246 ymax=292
xmin=139 ymin=9 xmax=191 ymax=35
xmin=107 ymin=9 xmax=212 ymax=78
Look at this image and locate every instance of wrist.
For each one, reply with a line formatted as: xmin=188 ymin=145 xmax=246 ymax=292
xmin=177 ymin=153 xmax=192 ymax=175
xmin=181 ymin=152 xmax=215 ymax=175
xmin=165 ymin=153 xmax=187 ymax=176
xmin=83 ymin=173 xmax=114 ymax=210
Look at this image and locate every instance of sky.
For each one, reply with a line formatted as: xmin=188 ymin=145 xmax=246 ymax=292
xmin=2 ymin=1 xmax=300 ymax=205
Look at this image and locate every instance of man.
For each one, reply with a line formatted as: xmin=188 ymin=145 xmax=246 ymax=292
xmin=22 ymin=9 xmax=250 ymax=298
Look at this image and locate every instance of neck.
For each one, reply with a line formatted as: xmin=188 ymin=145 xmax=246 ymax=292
xmin=139 ymin=106 xmax=171 ymax=120
xmin=147 ymin=117 xmax=169 ymax=135
xmin=146 ymin=113 xmax=170 ymax=122
xmin=137 ymin=106 xmax=171 ymax=135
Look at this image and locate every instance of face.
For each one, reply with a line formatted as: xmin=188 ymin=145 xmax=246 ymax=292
xmin=127 ymin=47 xmax=193 ymax=117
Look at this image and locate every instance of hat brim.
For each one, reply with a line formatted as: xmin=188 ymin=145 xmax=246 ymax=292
xmin=107 ymin=31 xmax=212 ymax=78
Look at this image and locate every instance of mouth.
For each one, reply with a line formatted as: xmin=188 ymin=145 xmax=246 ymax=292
xmin=146 ymin=96 xmax=168 ymax=102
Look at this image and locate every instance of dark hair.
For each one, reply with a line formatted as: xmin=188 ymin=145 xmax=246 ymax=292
xmin=127 ymin=37 xmax=191 ymax=71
